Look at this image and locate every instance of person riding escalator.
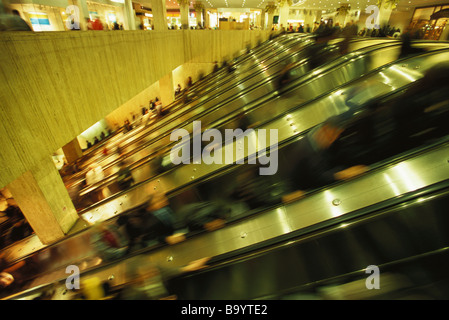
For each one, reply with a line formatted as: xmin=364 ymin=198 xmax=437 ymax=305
xmin=279 ymin=62 xmax=449 ymax=203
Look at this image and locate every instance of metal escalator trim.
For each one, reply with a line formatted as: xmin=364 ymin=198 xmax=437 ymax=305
xmin=117 ymin=38 xmax=311 ymax=145
xmin=76 ymin=37 xmax=389 ymax=168
xmin=5 ymin=141 xmax=449 ymax=300
xmin=86 ymin=37 xmax=309 ymax=166
xmin=76 ymin=38 xmax=398 ymax=182
xmin=76 ymin=43 xmax=448 ymax=200
xmin=2 ymin=47 xmax=444 ymax=272
xmin=196 ymin=172 xmax=449 ymax=271
xmin=253 ymin=246 xmax=449 ymax=300
xmin=76 ymin=35 xmax=294 ymax=169
xmin=180 ymin=36 xmax=306 ymax=97
xmin=133 ymin=142 xmax=449 ymax=270
xmin=107 ymin=38 xmax=389 ymax=154
xmin=6 ymin=98 xmax=447 ymax=287
xmin=75 ymin=40 xmax=412 ymax=195
xmin=75 ymin=42 xmax=320 ymax=194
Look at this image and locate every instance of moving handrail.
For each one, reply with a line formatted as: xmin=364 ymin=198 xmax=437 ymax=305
xmin=2 ymin=48 xmax=448 ymax=288
xmin=75 ymin=35 xmax=308 ymax=175
xmin=73 ymin=38 xmax=397 ymax=196
xmin=75 ymin=41 xmax=447 ymax=202
xmin=5 ymin=112 xmax=449 ymax=300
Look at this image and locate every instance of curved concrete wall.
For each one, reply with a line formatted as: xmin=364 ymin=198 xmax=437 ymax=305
xmin=0 ymin=29 xmax=270 ymax=188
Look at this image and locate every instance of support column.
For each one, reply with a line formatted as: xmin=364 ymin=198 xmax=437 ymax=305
xmin=159 ymin=72 xmax=175 ymax=106
xmin=7 ymin=156 xmax=79 ymax=245
xmin=377 ymin=0 xmax=395 ymax=28
xmin=194 ymin=1 xmax=204 ymax=28
xmin=265 ymin=2 xmax=276 ymax=31
xmin=124 ymin=0 xmax=136 ymax=30
xmin=304 ymin=9 xmax=314 ymax=31
xmin=151 ymin=0 xmax=168 ymax=31
xmin=277 ymin=0 xmax=290 ymax=30
xmin=205 ymin=9 xmax=210 ymax=28
xmin=62 ymin=138 xmax=83 ymax=165
xmin=336 ymin=4 xmax=349 ymax=26
xmin=440 ymin=23 xmax=449 ymax=41
xmin=315 ymin=9 xmax=322 ymax=24
xmin=260 ymin=8 xmax=266 ymax=30
xmin=74 ymin=0 xmax=89 ymax=30
xmin=177 ymin=0 xmax=189 ymax=29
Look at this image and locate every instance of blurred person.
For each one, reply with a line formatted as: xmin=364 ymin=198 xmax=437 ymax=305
xmin=85 ymin=163 xmax=105 ymax=186
xmin=398 ymin=26 xmax=426 ymax=59
xmin=85 ymin=163 xmax=110 ymax=202
xmin=149 ymin=99 xmax=155 ymax=111
xmin=278 ymin=62 xmax=296 ymax=88
xmin=116 ymin=190 xmax=183 ymax=253
xmin=78 ymin=277 xmax=113 ymax=300
xmin=141 ymin=105 xmax=147 ymax=116
xmin=0 ymin=9 xmax=32 ymax=31
xmin=86 ymin=18 xmax=93 ymax=30
xmin=123 ymin=119 xmax=132 ymax=132
xmin=282 ymin=62 xmax=449 ymax=204
xmin=119 ymin=255 xmax=210 ymax=300
xmin=186 ymin=76 xmax=193 ymax=88
xmin=231 ymin=166 xmax=290 ymax=210
xmin=280 ymin=116 xmax=370 ymax=204
xmin=304 ymin=27 xmax=340 ymax=70
xmin=213 ymin=61 xmax=219 ymax=72
xmin=358 ymin=27 xmax=366 ymax=37
xmin=116 ymin=160 xmax=134 ymax=191
xmin=306 ymin=24 xmax=311 ymax=33
xmin=92 ymin=17 xmax=104 ymax=30
xmin=389 ymin=62 xmax=449 ymax=148
xmin=174 ymin=83 xmax=182 ymax=97
xmin=333 ymin=22 xmax=341 ymax=34
xmin=0 ymin=253 xmax=41 ymax=294
xmin=152 ymin=99 xmax=164 ymax=117
xmin=176 ymin=201 xmax=232 ymax=233
xmin=90 ymin=221 xmax=128 ymax=262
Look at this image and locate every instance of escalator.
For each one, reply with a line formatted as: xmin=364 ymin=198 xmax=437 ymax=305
xmin=2 ymin=40 xmax=448 ymax=267
xmin=2 ymin=48 xmax=449 ymax=300
xmin=75 ymin=41 xmax=449 ymax=216
xmin=71 ymin=37 xmax=389 ymax=202
xmin=76 ymin=34 xmax=306 ymax=169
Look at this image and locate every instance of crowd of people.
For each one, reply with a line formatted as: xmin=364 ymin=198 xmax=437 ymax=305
xmin=280 ymin=18 xmax=422 ymax=43
xmin=1 ymin=18 xmax=448 ymax=299
xmin=0 ymin=193 xmax=33 ymax=250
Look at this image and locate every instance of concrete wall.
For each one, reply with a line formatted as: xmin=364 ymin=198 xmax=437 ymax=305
xmin=0 ymin=29 xmax=270 ymax=188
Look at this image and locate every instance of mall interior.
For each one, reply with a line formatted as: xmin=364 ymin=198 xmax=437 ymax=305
xmin=1 ymin=0 xmax=449 ymax=301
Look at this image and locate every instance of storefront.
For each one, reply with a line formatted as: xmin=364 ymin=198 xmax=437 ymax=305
xmin=217 ymin=8 xmax=262 ymax=30
xmin=426 ymin=8 xmax=449 ymax=40
xmin=7 ymin=0 xmax=125 ymax=31
xmin=409 ymin=4 xmax=449 ymax=40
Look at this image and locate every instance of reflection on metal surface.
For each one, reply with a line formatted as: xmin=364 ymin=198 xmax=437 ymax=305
xmin=3 ymin=38 xmax=449 ymax=299
xmin=3 ymin=45 xmax=449 ymax=275
xmin=4 ymin=138 xmax=449 ymax=300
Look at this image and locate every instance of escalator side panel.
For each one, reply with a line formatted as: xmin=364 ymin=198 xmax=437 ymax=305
xmin=169 ymin=187 xmax=449 ymax=299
